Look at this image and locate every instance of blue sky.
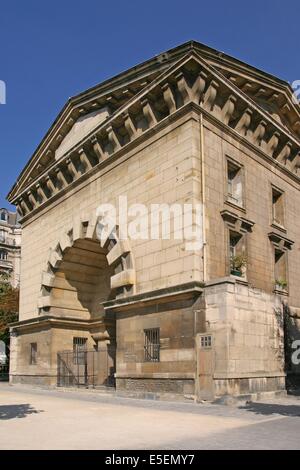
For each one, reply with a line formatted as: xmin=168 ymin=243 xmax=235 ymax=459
xmin=0 ymin=0 xmax=299 ymax=209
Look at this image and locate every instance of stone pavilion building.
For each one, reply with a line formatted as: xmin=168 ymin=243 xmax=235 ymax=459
xmin=7 ymin=41 xmax=300 ymax=399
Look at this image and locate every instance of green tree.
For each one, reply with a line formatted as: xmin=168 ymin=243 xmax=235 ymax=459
xmin=0 ymin=272 xmax=19 ymax=359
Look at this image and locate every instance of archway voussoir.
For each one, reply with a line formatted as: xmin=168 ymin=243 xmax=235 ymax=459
xmin=72 ymin=213 xmax=90 ymax=242
xmin=72 ymin=219 xmax=83 ymax=242
xmin=48 ymin=250 xmax=62 ymax=268
xmin=106 ymin=240 xmax=131 ymax=266
xmin=100 ymin=228 xmax=116 ymax=249
xmin=37 ymin=295 xmax=51 ymax=309
xmin=99 ymin=228 xmax=109 ymax=248
xmin=38 ymin=215 xmax=136 ymax=316
xmin=110 ymin=269 xmax=136 ymax=290
xmin=85 ymin=214 xmax=98 ymax=240
xmin=41 ymin=271 xmax=55 ymax=288
xmin=59 ymin=233 xmax=72 ymax=252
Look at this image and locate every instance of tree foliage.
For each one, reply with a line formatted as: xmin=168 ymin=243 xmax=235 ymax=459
xmin=0 ymin=272 xmax=19 ymax=347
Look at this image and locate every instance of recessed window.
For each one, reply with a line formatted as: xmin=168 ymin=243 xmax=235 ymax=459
xmin=229 ymin=231 xmax=247 ymax=277
xmin=30 ymin=343 xmax=37 ymax=365
xmin=274 ymin=249 xmax=288 ymax=291
xmin=144 ymin=328 xmax=160 ymax=362
xmin=73 ymin=337 xmax=87 ymax=365
xmin=272 ymin=188 xmax=284 ymax=227
xmin=0 ymin=230 xmax=5 ymax=242
xmin=227 ymin=160 xmax=243 ymax=207
xmin=0 ymin=250 xmax=8 ymax=261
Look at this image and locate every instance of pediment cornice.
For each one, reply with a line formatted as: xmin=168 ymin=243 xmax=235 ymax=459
xmin=187 ymin=43 xmax=299 ymax=141
xmin=8 ymin=71 xmax=161 ymax=196
xmin=7 ymin=45 xmax=196 ymax=199
xmin=225 ymin=75 xmax=300 ymax=137
xmin=9 ymin=50 xmax=300 ymax=221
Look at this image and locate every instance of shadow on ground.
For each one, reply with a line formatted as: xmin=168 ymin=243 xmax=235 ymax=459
xmin=0 ymin=404 xmax=44 ymax=420
xmin=239 ymin=402 xmax=300 ymax=417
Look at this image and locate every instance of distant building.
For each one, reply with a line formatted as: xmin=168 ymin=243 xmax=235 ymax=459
xmin=0 ymin=209 xmax=21 ymax=288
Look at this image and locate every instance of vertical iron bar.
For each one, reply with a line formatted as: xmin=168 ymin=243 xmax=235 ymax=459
xmin=92 ymin=349 xmax=94 ymax=388
xmin=76 ymin=352 xmax=79 ymax=388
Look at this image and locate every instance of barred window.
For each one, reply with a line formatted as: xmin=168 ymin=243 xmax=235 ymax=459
xmin=144 ymin=328 xmax=160 ymax=362
xmin=73 ymin=337 xmax=87 ymax=365
xmin=30 ymin=343 xmax=37 ymax=365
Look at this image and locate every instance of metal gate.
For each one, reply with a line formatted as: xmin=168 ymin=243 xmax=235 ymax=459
xmin=57 ymin=347 xmax=115 ymax=388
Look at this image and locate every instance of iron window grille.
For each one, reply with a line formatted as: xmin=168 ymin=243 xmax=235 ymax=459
xmin=73 ymin=337 xmax=87 ymax=365
xmin=200 ymin=335 xmax=212 ymax=349
xmin=144 ymin=328 xmax=160 ymax=362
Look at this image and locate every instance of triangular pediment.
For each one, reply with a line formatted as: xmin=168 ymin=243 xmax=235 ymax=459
xmin=8 ymin=40 xmax=300 ymax=207
xmin=55 ymin=107 xmax=111 ymax=161
xmin=7 ymin=49 xmax=190 ymax=199
xmin=9 ymin=49 xmax=205 ymax=200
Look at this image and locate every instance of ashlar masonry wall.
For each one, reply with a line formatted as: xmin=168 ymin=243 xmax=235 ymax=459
xmin=205 ymin=279 xmax=286 ymax=396
xmin=19 ymin=111 xmax=203 ymax=322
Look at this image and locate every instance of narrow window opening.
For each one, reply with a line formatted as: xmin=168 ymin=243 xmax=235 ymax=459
xmin=229 ymin=231 xmax=247 ymax=277
xmin=274 ymin=249 xmax=288 ymax=291
xmin=227 ymin=160 xmax=243 ymax=207
xmin=73 ymin=337 xmax=87 ymax=365
xmin=30 ymin=343 xmax=37 ymax=365
xmin=272 ymin=188 xmax=284 ymax=227
xmin=144 ymin=328 xmax=160 ymax=362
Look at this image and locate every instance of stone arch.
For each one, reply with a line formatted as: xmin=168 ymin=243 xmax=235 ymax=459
xmin=38 ymin=213 xmax=136 ymax=316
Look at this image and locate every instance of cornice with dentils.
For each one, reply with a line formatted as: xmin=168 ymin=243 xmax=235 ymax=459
xmin=9 ymin=50 xmax=300 ymax=221
xmin=8 ymin=40 xmax=300 ymax=202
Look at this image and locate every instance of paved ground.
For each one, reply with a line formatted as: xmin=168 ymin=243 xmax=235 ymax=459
xmin=1 ymin=383 xmax=300 ymax=449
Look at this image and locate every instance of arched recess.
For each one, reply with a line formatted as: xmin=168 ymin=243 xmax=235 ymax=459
xmin=37 ymin=213 xmax=136 ymax=317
